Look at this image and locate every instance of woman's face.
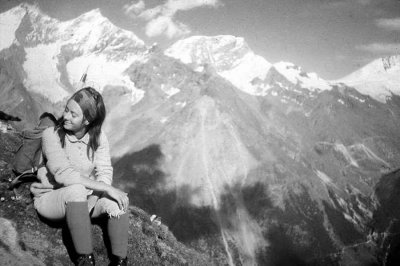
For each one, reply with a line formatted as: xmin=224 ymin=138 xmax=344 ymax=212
xmin=62 ymin=99 xmax=88 ymax=133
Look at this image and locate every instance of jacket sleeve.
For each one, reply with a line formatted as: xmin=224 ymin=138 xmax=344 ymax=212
xmin=41 ymin=127 xmax=80 ymax=185
xmin=94 ymin=132 xmax=113 ymax=185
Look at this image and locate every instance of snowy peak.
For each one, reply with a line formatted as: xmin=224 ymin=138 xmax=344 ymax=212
xmin=340 ymin=55 xmax=400 ymax=81
xmin=165 ymin=35 xmax=258 ymax=71
xmin=273 ymin=61 xmax=331 ymax=91
xmin=1 ymin=4 xmax=145 ymax=52
xmin=382 ymin=55 xmax=400 ymax=71
xmin=62 ymin=9 xmax=145 ymax=55
xmin=0 ymin=4 xmax=149 ymax=104
xmin=0 ymin=4 xmax=27 ymax=51
xmin=74 ymin=8 xmax=105 ymax=23
xmin=165 ymin=35 xmax=335 ymax=96
xmin=336 ymin=55 xmax=400 ymax=102
xmin=24 ymin=4 xmax=143 ymax=51
xmin=165 ymin=35 xmax=272 ymax=95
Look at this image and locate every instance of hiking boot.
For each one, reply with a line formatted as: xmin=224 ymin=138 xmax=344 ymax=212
xmin=75 ymin=253 xmax=95 ymax=266
xmin=109 ymin=254 xmax=127 ymax=266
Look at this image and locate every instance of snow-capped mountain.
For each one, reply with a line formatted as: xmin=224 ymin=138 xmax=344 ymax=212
xmin=273 ymin=61 xmax=331 ymax=91
xmin=165 ymin=35 xmax=273 ymax=95
xmin=165 ymin=36 xmax=332 ymax=96
xmin=335 ymin=55 xmax=400 ymax=102
xmin=2 ymin=4 xmax=400 ymax=265
xmin=166 ymin=37 xmax=400 ymax=105
xmin=0 ymin=4 xmax=147 ymax=104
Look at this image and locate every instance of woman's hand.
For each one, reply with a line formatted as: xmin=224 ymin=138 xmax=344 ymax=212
xmin=104 ymin=186 xmax=129 ymax=211
xmin=56 ymin=176 xmax=129 ymax=211
xmin=30 ymin=182 xmax=54 ymax=196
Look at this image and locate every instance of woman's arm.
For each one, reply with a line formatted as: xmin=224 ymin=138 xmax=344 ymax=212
xmin=94 ymin=132 xmax=113 ymax=185
xmin=64 ymin=177 xmax=128 ymax=210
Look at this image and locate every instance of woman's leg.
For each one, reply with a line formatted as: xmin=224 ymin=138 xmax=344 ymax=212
xmin=108 ymin=213 xmax=129 ymax=259
xmin=34 ymin=184 xmax=88 ymax=220
xmin=91 ymin=197 xmax=129 ymax=259
xmin=66 ymin=201 xmax=93 ymax=256
xmin=34 ymin=184 xmax=94 ymax=257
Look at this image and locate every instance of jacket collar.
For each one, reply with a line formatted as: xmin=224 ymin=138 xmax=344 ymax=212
xmin=66 ymin=132 xmax=90 ymax=144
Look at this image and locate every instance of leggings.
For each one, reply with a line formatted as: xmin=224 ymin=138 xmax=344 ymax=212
xmin=33 ymin=184 xmax=123 ymax=220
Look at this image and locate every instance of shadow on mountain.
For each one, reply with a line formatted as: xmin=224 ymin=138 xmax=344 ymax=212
xmin=0 ymin=110 xmax=21 ymax=121
xmin=258 ymin=224 xmax=308 ymax=266
xmin=372 ymin=168 xmax=400 ymax=265
xmin=254 ymin=187 xmax=341 ymax=265
xmin=217 ymin=182 xmax=341 ymax=265
xmin=241 ymin=182 xmax=274 ymax=219
xmin=323 ymin=199 xmax=364 ymax=245
xmin=112 ymin=144 xmax=220 ymax=243
xmin=373 ymin=168 xmax=400 ymax=229
xmin=112 ymin=144 xmax=166 ymax=211
xmin=112 ymin=144 xmax=374 ymax=264
xmin=113 ymin=148 xmax=348 ymax=265
xmin=219 ymin=181 xmax=273 ymax=228
xmin=226 ymin=183 xmax=311 ymax=266
xmin=112 ymin=145 xmax=372 ymax=264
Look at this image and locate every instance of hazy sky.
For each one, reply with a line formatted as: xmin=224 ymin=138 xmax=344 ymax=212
xmin=1 ymin=0 xmax=400 ymax=79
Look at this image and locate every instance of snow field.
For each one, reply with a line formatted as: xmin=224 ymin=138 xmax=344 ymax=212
xmin=67 ymin=53 xmax=146 ymax=104
xmin=23 ymin=42 xmax=70 ymax=102
xmin=0 ymin=6 xmax=26 ymax=51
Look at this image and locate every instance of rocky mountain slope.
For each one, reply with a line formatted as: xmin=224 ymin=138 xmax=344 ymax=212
xmin=110 ymin=50 xmax=400 ymax=265
xmin=1 ymin=3 xmax=400 ymax=265
xmin=0 ymin=131 xmax=216 ymax=266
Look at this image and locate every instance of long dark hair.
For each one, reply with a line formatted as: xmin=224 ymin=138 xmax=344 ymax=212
xmin=56 ymin=87 xmax=106 ymax=159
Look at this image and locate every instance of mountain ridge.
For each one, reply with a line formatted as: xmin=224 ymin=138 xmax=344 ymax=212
xmin=2 ymin=4 xmax=399 ymax=104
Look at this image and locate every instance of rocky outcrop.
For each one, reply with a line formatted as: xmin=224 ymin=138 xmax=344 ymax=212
xmin=371 ymin=169 xmax=400 ymax=265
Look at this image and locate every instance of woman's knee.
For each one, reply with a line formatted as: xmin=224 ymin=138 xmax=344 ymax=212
xmin=98 ymin=197 xmax=119 ymax=209
xmin=93 ymin=197 xmax=122 ymax=217
xmin=62 ymin=184 xmax=87 ymax=202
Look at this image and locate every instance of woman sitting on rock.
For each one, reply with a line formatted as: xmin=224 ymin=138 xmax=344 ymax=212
xmin=30 ymin=87 xmax=129 ymax=266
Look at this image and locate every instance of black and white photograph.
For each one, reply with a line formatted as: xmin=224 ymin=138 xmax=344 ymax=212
xmin=1 ymin=0 xmax=400 ymax=265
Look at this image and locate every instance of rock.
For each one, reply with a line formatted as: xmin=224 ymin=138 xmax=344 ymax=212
xmin=0 ymin=217 xmax=45 ymax=266
xmin=0 ymin=160 xmax=8 ymax=168
xmin=371 ymin=169 xmax=400 ymax=265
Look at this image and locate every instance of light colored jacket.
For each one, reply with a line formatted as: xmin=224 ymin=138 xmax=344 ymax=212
xmin=31 ymin=127 xmax=113 ymax=197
